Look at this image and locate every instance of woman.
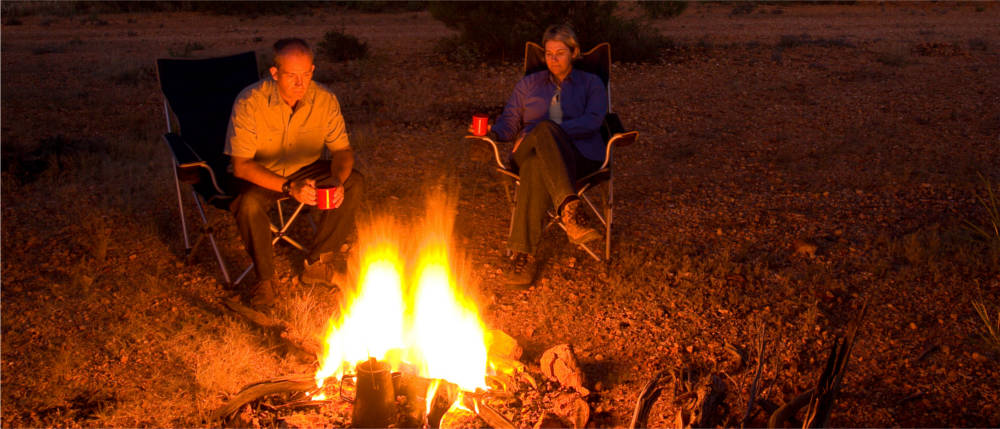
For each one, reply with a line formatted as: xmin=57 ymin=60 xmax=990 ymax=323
xmin=472 ymin=24 xmax=608 ymax=287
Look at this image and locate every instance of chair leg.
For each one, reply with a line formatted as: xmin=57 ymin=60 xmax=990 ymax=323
xmin=606 ymin=176 xmax=614 ymax=261
xmin=172 ymin=167 xmax=191 ymax=251
xmin=270 ymin=202 xmax=307 ymax=251
xmin=234 ymin=263 xmax=253 ymax=286
xmin=505 ymin=185 xmax=518 ymax=257
xmin=191 ymin=190 xmax=232 ymax=285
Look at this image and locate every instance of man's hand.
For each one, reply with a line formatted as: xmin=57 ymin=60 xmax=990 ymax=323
xmin=326 ymin=185 xmax=345 ymax=209
xmin=289 ymin=179 xmax=317 ymax=205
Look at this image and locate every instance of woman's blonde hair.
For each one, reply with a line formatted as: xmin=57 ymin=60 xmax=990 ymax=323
xmin=542 ymin=24 xmax=581 ymax=59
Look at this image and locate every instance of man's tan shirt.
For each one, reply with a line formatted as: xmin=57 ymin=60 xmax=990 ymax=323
xmin=225 ymin=78 xmax=349 ymax=177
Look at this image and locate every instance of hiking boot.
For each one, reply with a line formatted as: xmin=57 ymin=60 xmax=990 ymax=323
xmin=503 ymin=253 xmax=538 ymax=288
xmin=249 ymin=279 xmax=276 ymax=310
xmin=561 ymin=199 xmax=601 ymax=245
xmin=300 ymin=257 xmax=344 ymax=287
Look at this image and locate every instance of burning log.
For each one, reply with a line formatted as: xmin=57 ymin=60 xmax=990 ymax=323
xmin=471 ymin=396 xmax=517 ymax=429
xmin=440 ymin=405 xmax=486 ymax=429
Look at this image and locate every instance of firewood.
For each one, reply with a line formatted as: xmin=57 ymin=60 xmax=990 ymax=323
xmin=472 ymin=397 xmax=516 ymax=429
xmin=210 ymin=374 xmax=316 ymax=423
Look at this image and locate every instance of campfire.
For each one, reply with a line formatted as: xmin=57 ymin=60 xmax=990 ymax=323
xmin=310 ymin=193 xmax=492 ymax=427
xmin=211 ymin=191 xmax=864 ymax=429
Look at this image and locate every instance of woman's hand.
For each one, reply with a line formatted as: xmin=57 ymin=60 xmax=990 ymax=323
xmin=467 ymin=122 xmax=491 ymax=135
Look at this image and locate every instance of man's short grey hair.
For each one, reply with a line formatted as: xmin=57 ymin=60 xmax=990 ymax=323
xmin=542 ymin=24 xmax=581 ymax=59
xmin=273 ymin=38 xmax=314 ymax=68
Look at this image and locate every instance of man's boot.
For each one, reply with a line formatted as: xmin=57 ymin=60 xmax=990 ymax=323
xmin=561 ymin=199 xmax=601 ymax=245
xmin=300 ymin=256 xmax=345 ymax=287
xmin=250 ymin=279 xmax=276 ymax=310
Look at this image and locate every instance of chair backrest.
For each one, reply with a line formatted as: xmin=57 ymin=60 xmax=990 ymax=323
xmin=156 ymin=51 xmax=260 ymax=176
xmin=524 ymin=42 xmax=611 ymax=107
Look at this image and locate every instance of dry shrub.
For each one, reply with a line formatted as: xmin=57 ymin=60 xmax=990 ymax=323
xmin=318 ymin=28 xmax=368 ymax=63
xmin=429 ymin=1 xmax=673 ymax=63
xmin=972 ymin=300 xmax=1000 ymax=353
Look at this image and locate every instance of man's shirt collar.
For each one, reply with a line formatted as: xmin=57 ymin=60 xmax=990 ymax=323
xmin=266 ymin=78 xmax=314 ymax=109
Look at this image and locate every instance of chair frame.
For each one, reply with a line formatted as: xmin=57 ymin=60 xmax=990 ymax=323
xmin=156 ymin=52 xmax=307 ymax=286
xmin=465 ymin=42 xmax=639 ymax=261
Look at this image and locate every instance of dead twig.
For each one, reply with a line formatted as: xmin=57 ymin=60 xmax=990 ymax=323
xmin=741 ymin=320 xmax=767 ymax=428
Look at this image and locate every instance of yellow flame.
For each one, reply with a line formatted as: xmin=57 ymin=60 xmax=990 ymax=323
xmin=313 ymin=191 xmax=489 ymax=400
xmin=315 ymin=220 xmax=407 ymax=388
xmin=410 ymin=245 xmax=487 ymax=391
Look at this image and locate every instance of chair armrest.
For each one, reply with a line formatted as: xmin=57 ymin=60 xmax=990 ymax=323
xmin=464 ymin=135 xmax=510 ymax=171
xmin=163 ymin=133 xmax=229 ymax=196
xmin=163 ymin=132 xmax=205 ymax=168
xmin=597 ymin=111 xmax=638 ymax=170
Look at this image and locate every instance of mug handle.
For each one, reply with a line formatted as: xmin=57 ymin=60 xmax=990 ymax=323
xmin=340 ymin=374 xmax=356 ymax=403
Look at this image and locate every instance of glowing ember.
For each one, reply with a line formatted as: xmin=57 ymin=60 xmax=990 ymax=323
xmin=314 ymin=193 xmax=489 ymax=404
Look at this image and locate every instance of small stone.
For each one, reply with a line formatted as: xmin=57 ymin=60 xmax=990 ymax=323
xmin=971 ymin=352 xmax=988 ymax=362
xmin=908 ymin=322 xmax=917 ymax=330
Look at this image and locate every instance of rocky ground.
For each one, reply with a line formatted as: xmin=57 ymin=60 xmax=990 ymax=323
xmin=2 ymin=2 xmax=999 ymax=427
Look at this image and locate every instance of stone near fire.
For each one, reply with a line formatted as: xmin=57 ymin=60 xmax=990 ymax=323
xmin=552 ymin=392 xmax=590 ymax=429
xmin=540 ymin=344 xmax=590 ymax=396
xmin=533 ymin=412 xmax=571 ymax=429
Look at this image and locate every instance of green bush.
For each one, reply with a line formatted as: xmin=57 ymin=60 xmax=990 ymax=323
xmin=318 ymin=29 xmax=368 ymax=63
xmin=428 ymin=1 xmax=673 ymax=63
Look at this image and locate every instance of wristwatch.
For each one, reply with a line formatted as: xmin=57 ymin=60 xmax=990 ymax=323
xmin=281 ymin=180 xmax=292 ymax=196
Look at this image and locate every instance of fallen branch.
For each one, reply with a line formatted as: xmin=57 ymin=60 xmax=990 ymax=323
xmin=222 ymin=297 xmax=321 ymax=358
xmin=629 ymin=369 xmax=671 ymax=429
xmin=210 ymin=374 xmax=316 ymax=423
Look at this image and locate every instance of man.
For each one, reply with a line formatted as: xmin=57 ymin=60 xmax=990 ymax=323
xmin=225 ymin=38 xmax=364 ymax=309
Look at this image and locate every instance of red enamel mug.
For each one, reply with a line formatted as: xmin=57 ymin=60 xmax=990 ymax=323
xmin=316 ymin=186 xmax=339 ymax=210
xmin=471 ymin=114 xmax=489 ymax=136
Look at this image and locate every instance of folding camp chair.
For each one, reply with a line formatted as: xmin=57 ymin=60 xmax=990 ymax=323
xmin=465 ymin=42 xmax=639 ymax=261
xmin=156 ymin=51 xmax=307 ymax=286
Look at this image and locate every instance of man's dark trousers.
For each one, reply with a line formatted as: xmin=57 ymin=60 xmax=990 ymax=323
xmin=231 ymin=160 xmax=365 ymax=282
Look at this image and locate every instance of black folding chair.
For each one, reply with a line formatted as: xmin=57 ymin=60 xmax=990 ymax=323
xmin=156 ymin=51 xmax=307 ymax=286
xmin=466 ymin=42 xmax=639 ymax=261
